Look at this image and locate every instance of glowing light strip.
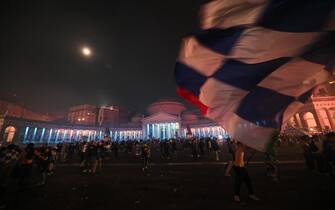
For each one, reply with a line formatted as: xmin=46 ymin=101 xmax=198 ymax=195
xmin=40 ymin=128 xmax=45 ymax=143
xmin=24 ymin=127 xmax=29 ymax=143
xmin=48 ymin=129 xmax=53 ymax=143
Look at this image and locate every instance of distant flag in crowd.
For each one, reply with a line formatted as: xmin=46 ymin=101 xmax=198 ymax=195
xmin=175 ymin=0 xmax=335 ymax=152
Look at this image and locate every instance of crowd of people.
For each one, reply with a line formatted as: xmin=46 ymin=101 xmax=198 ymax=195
xmin=0 ymin=138 xmax=226 ymax=187
xmin=0 ymin=132 xmax=335 ymax=205
xmin=297 ymin=132 xmax=335 ymax=175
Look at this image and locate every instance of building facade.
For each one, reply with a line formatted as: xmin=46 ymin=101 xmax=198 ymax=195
xmin=3 ymin=93 xmax=335 ymax=145
xmin=0 ymin=100 xmax=63 ymax=122
xmin=67 ymin=104 xmax=98 ymax=126
xmin=0 ymin=117 xmax=143 ymax=144
xmin=287 ymin=95 xmax=335 ymax=132
xmin=67 ymin=104 xmax=130 ymax=127
xmin=285 ymin=85 xmax=335 ymax=133
xmin=0 ymin=99 xmax=226 ymax=144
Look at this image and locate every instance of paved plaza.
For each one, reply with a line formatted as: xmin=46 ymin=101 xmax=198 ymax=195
xmin=2 ymin=145 xmax=335 ymax=210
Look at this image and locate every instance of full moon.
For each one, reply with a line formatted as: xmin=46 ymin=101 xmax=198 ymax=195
xmin=81 ymin=47 xmax=91 ymax=56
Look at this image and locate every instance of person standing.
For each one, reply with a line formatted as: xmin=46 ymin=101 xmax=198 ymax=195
xmin=95 ymin=141 xmax=105 ymax=173
xmin=212 ymin=139 xmax=220 ymax=161
xmin=199 ymin=139 xmax=205 ymax=158
xmin=225 ymin=138 xmax=235 ymax=176
xmin=323 ymin=132 xmax=335 ymax=176
xmin=264 ymin=136 xmax=279 ymax=182
xmin=206 ymin=138 xmax=212 ymax=159
xmin=160 ymin=140 xmax=165 ymax=159
xmin=35 ymin=147 xmax=48 ymax=186
xmin=233 ymin=142 xmax=259 ymax=202
xmin=80 ymin=142 xmax=88 ymax=170
xmin=89 ymin=142 xmax=98 ymax=174
xmin=301 ymin=136 xmax=316 ymax=170
xmin=173 ymin=139 xmax=178 ymax=160
xmin=192 ymin=139 xmax=199 ymax=160
xmin=0 ymin=144 xmax=21 ymax=192
xmin=112 ymin=141 xmax=119 ymax=160
xmin=47 ymin=147 xmax=57 ymax=175
xmin=164 ymin=140 xmax=170 ymax=159
xmin=19 ymin=143 xmax=35 ymax=190
xmin=67 ymin=143 xmax=75 ymax=162
xmin=142 ymin=143 xmax=151 ymax=174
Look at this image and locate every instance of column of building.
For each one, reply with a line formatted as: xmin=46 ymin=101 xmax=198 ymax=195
xmin=313 ymin=110 xmax=326 ymax=131
xmin=293 ymin=114 xmax=303 ymax=129
xmin=326 ymin=109 xmax=335 ymax=130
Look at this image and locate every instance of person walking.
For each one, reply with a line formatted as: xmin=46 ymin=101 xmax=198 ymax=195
xmin=233 ymin=142 xmax=259 ymax=202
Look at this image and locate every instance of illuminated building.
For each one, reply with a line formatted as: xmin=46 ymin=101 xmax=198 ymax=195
xmin=98 ymin=106 xmax=119 ymax=127
xmin=67 ymin=105 xmax=130 ymax=127
xmin=0 ymin=99 xmax=63 ymax=122
xmin=142 ymin=99 xmax=226 ymax=140
xmin=286 ymin=85 xmax=335 ymax=132
xmin=3 ymin=88 xmax=335 ymax=144
xmin=0 ymin=99 xmax=226 ymax=144
xmin=67 ymin=104 xmax=98 ymax=126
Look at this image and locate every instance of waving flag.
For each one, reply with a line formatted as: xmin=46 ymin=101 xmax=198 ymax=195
xmin=175 ymin=0 xmax=335 ymax=152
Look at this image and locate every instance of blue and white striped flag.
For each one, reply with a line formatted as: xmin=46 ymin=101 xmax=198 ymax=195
xmin=175 ymin=0 xmax=335 ymax=152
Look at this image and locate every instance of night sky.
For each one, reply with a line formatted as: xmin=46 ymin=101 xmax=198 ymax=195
xmin=0 ymin=0 xmax=207 ymax=113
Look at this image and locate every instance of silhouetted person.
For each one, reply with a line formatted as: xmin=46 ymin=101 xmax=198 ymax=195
xmin=233 ymin=142 xmax=259 ymax=202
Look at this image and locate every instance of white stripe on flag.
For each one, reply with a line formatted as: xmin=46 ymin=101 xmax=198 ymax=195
xmin=219 ymin=105 xmax=275 ymax=152
xmin=178 ymin=37 xmax=225 ymax=77
xmin=199 ymin=78 xmax=248 ymax=109
xmin=229 ymin=27 xmax=321 ymax=63
xmin=200 ymin=0 xmax=265 ymax=29
xmin=258 ymin=58 xmax=331 ymax=97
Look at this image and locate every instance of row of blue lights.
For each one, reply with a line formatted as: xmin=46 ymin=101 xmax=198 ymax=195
xmin=21 ymin=125 xmax=228 ymax=143
xmin=109 ymin=130 xmax=142 ymax=141
xmin=146 ymin=123 xmax=179 ymax=140
xmin=183 ymin=127 xmax=229 ymax=139
xmin=22 ymin=127 xmax=143 ymax=143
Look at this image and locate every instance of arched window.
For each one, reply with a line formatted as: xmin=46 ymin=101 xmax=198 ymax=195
xmin=319 ymin=109 xmax=331 ymax=129
xmin=4 ymin=126 xmax=16 ymax=143
xmin=289 ymin=117 xmax=295 ymax=126
xmin=303 ymin=112 xmax=317 ymax=128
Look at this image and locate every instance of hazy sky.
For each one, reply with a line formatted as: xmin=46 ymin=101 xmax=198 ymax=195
xmin=0 ymin=0 xmax=208 ymax=113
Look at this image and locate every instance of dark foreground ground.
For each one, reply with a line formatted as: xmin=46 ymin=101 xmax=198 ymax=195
xmin=3 ymin=145 xmax=335 ymax=210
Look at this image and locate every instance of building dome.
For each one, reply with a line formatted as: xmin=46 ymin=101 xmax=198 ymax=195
xmin=181 ymin=110 xmax=198 ymax=123
xmin=147 ymin=99 xmax=186 ymax=116
xmin=131 ymin=113 xmax=143 ymax=123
